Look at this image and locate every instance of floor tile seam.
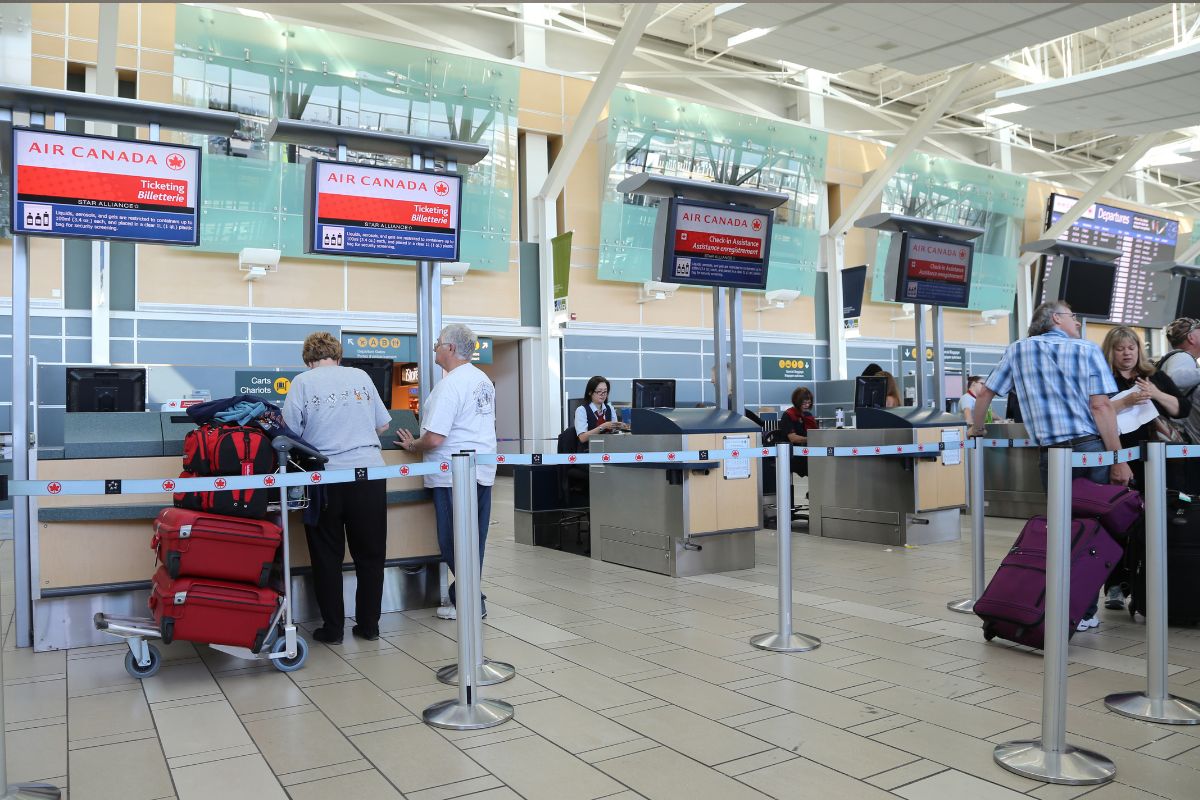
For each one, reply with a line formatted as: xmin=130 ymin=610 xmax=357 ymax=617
xmin=147 ymin=691 xmax=228 ymax=709
xmin=5 ymin=714 xmax=68 ymax=732
xmin=3 ymin=672 xmax=68 ymax=686
xmin=274 ymin=759 xmax=376 ymax=787
xmin=66 ymin=727 xmax=158 ymax=750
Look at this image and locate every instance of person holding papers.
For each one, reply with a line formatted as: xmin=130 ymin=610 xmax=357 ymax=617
xmin=1100 ymin=326 xmax=1191 ymax=611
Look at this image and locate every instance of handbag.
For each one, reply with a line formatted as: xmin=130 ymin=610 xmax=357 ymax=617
xmin=1153 ymin=415 xmax=1188 ymax=445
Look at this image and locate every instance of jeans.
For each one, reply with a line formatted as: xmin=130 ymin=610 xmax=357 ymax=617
xmin=1038 ymin=437 xmax=1109 ymax=620
xmin=431 ymin=482 xmax=492 ymax=613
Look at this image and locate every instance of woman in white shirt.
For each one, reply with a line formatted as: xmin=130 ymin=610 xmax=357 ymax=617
xmin=960 ymin=375 xmax=985 ymax=426
xmin=574 ymin=375 xmax=626 ymax=444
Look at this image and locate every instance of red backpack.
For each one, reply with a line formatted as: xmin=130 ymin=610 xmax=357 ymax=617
xmin=182 ymin=423 xmax=274 ymax=477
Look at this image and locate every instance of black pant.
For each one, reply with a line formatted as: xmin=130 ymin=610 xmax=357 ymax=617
xmin=304 ymin=479 xmax=387 ymax=633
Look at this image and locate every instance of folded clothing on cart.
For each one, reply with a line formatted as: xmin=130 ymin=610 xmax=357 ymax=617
xmin=186 ymin=396 xmax=317 ymax=452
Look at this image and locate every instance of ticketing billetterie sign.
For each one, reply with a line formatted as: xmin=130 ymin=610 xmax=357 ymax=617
xmin=896 ymin=234 xmax=974 ymax=308
xmin=11 ymin=128 xmax=201 ymax=245
xmin=305 ymin=160 xmax=462 ymax=261
xmin=656 ymin=198 xmax=772 ymax=290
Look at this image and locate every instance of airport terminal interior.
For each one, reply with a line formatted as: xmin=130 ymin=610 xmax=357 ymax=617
xmin=5 ymin=2 xmax=1200 ymax=799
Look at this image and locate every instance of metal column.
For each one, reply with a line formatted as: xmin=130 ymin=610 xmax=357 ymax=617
xmin=11 ymin=234 xmax=33 ymax=647
xmin=713 ymin=287 xmax=728 ymax=409
xmin=932 ymin=306 xmax=946 ymax=412
xmin=914 ymin=304 xmax=927 ymax=408
xmin=948 ymin=438 xmax=985 ymax=613
xmin=729 ymin=287 xmax=744 ymax=412
xmin=414 ymin=152 xmax=443 ymax=406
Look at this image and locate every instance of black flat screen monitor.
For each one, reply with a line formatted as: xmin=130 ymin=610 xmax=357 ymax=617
xmin=1060 ymin=256 xmax=1117 ymax=320
xmin=632 ymin=378 xmax=676 ymax=409
xmin=341 ymin=358 xmax=394 ymax=407
xmin=854 ymin=376 xmax=887 ymax=409
xmin=66 ymin=367 xmax=146 ymax=412
xmin=1177 ymin=276 xmax=1200 ymax=319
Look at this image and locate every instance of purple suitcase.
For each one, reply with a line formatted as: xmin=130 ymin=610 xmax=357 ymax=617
xmin=1071 ymin=479 xmax=1142 ymax=536
xmin=974 ymin=516 xmax=1123 ymax=649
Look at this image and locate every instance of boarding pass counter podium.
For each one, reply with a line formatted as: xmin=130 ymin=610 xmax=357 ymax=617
xmin=587 ymin=408 xmax=760 ymax=577
xmin=808 ymin=408 xmax=967 ymax=546
xmin=31 ymin=410 xmax=440 ymax=652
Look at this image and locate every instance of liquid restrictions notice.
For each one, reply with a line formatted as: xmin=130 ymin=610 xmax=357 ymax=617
xmin=11 ymin=128 xmax=200 ymax=245
xmin=899 ymin=235 xmax=973 ymax=308
xmin=306 ymin=160 xmax=462 ymax=261
xmin=663 ymin=199 xmax=772 ymax=290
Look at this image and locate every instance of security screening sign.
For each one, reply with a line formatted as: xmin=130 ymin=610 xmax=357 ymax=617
xmin=655 ymin=198 xmax=772 ymax=290
xmin=305 ymin=160 xmax=462 ymax=261
xmin=11 ymin=128 xmax=201 ymax=245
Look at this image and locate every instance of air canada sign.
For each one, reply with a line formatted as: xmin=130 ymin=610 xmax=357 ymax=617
xmin=11 ymin=128 xmax=201 ymax=245
xmin=659 ymin=198 xmax=773 ymax=291
xmin=305 ymin=160 xmax=462 ymax=261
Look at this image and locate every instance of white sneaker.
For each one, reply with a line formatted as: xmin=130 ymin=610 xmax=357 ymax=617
xmin=436 ymin=605 xmax=456 ymax=620
xmin=1075 ymin=616 xmax=1100 ymax=632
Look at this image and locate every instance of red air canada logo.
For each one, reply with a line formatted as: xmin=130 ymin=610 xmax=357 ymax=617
xmin=434 ymin=181 xmax=450 ymax=196
xmin=166 ymin=153 xmax=186 ymax=171
xmin=47 ymin=482 xmax=62 ymax=495
xmin=263 ymin=475 xmax=276 ymax=487
xmin=439 ymin=462 xmax=450 ymax=472
xmin=752 ymin=219 xmax=762 ymax=232
xmin=214 ymin=478 xmax=227 ymax=489
xmin=310 ymin=473 xmax=322 ymax=483
xmin=496 ymin=455 xmax=506 ymax=463
xmin=399 ymin=465 xmax=410 ymax=476
xmin=162 ymin=480 xmax=175 ymax=491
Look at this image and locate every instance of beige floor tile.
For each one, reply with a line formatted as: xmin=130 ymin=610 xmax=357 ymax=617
xmin=467 ymin=733 xmax=624 ymax=800
xmin=142 ymin=661 xmax=221 ymax=705
xmin=284 ymin=768 xmax=403 ymax=799
xmin=585 ymin=605 xmax=680 ymax=632
xmin=613 ymin=704 xmax=772 ymax=766
xmin=217 ymin=670 xmax=310 ymax=716
xmin=172 ymin=753 xmax=287 ymax=800
xmin=561 ymin=622 xmax=668 ymax=653
xmin=835 ymin=635 xmax=970 ymax=670
xmin=5 ymin=677 xmax=66 ymax=723
xmin=597 ymin=746 xmax=767 ymax=800
xmin=349 ymin=722 xmax=488 ymax=793
xmin=512 ymin=601 xmax=596 ymax=626
xmin=68 ymin=737 xmax=174 ymax=800
xmin=872 ymin=722 xmax=1043 ymax=793
xmin=514 ymin=696 xmax=642 ymax=753
xmin=152 ymin=698 xmax=252 ymax=759
xmin=864 ymin=759 xmax=948 ymax=791
xmin=648 ymin=627 xmax=758 ymax=657
xmin=404 ymin=775 xmax=505 ymax=800
xmin=977 ymin=691 xmax=1166 ymax=751
xmin=375 ymin=611 xmax=429 ymax=634
xmin=385 ymin=631 xmax=460 ymax=664
xmin=483 ymin=612 xmax=581 ymax=645
xmin=1084 ymin=783 xmax=1190 ymax=800
xmin=288 ymin=642 xmax=359 ymax=684
xmin=653 ymin=610 xmax=765 ymax=637
xmin=549 ymin=642 xmax=658 ymax=678
xmin=843 ymin=657 xmax=990 ymax=699
xmin=630 ymin=672 xmax=767 ymax=720
xmin=68 ymin=687 xmax=153 ymax=743
xmin=245 ymin=708 xmax=360 ymax=775
xmin=526 ymin=665 xmax=654 ymax=711
xmin=3 ymin=646 xmax=65 ymax=680
xmin=7 ymin=722 xmax=67 ymax=783
xmin=737 ymin=678 xmax=887 ymax=728
xmin=524 ymin=588 xmax=616 ymax=612
xmin=476 ymin=635 xmax=566 ymax=670
xmin=854 ymin=685 xmax=1025 ymax=739
xmin=349 ymin=649 xmax=440 ymax=692
xmin=893 ymin=768 xmax=1031 ymax=800
xmin=738 ymin=755 xmax=899 ymax=800
xmin=66 ymin=652 xmax=140 ymax=697
xmin=637 ymin=648 xmax=763 ymax=685
xmin=739 ymin=712 xmax=915 ymax=779
xmin=823 ymin=614 xmax=951 ymax=645
xmin=303 ymin=678 xmax=410 ymax=727
xmin=734 ymin=652 xmax=877 ymax=692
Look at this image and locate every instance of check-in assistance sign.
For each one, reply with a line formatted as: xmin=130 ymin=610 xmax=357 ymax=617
xmin=305 ymin=160 xmax=462 ymax=261
xmin=657 ymin=198 xmax=772 ymax=290
xmin=11 ymin=128 xmax=201 ymax=245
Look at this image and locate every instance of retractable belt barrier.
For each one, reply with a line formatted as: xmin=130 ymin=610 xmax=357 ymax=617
xmin=9 ymin=438 xmax=1197 ymax=499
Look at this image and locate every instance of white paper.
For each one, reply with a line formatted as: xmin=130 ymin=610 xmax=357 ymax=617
xmin=723 ymin=435 xmax=751 ymax=480
xmin=1112 ymin=387 xmax=1158 ymax=434
xmin=941 ymin=429 xmax=962 ymax=465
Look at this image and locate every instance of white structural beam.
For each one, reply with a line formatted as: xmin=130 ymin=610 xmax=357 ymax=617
xmin=532 ymin=3 xmax=655 ymax=449
xmin=91 ymin=3 xmax=119 ymax=367
xmin=1177 ymin=236 xmax=1200 ymax=265
xmin=828 ymin=63 xmax=983 ymax=239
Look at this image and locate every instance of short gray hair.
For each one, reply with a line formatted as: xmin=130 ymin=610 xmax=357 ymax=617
xmin=1028 ymin=301 xmax=1068 ymax=337
xmin=439 ymin=323 xmax=477 ymax=361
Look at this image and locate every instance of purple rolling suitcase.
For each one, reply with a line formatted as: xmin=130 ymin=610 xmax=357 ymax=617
xmin=1070 ymin=479 xmax=1142 ymax=536
xmin=974 ymin=515 xmax=1123 ymax=649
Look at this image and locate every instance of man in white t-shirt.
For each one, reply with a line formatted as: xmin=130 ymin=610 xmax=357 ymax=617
xmin=396 ymin=323 xmax=496 ymax=620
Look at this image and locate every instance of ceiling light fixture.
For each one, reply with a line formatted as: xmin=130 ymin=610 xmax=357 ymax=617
xmin=727 ymin=26 xmax=775 ymax=48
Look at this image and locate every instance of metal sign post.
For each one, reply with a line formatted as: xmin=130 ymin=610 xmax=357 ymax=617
xmin=993 ymin=447 xmax=1116 ymax=785
xmin=914 ymin=304 xmax=927 ymax=407
xmin=948 ymin=439 xmax=986 ymax=613
xmin=1104 ymin=442 xmax=1200 ymax=724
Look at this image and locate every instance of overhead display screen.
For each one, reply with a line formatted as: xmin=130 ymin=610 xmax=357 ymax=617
xmin=305 ymin=160 xmax=462 ymax=261
xmin=1040 ymin=193 xmax=1179 ymax=325
xmin=11 ymin=127 xmax=201 ymax=245
xmin=658 ymin=198 xmax=772 ymax=290
xmin=896 ymin=234 xmax=974 ymax=308
xmin=1060 ymin=257 xmax=1117 ymax=320
xmin=1178 ymin=276 xmax=1200 ymax=319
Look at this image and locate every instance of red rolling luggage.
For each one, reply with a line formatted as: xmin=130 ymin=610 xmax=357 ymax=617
xmin=149 ymin=567 xmax=280 ymax=652
xmin=152 ymin=507 xmax=281 ymax=587
xmin=974 ymin=515 xmax=1123 ymax=649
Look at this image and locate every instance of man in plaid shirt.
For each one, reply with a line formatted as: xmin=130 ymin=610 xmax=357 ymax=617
xmin=969 ymin=301 xmax=1131 ymax=489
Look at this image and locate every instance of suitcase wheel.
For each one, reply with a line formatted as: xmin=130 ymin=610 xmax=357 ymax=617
xmin=982 ymin=623 xmax=995 ymax=643
xmin=161 ymin=617 xmax=175 ymax=646
xmin=124 ymin=644 xmax=162 ymax=679
xmin=271 ymin=636 xmax=308 ymax=673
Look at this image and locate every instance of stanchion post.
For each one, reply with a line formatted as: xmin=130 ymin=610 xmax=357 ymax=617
xmin=1104 ymin=442 xmax=1200 ymax=724
xmin=949 ymin=437 xmax=986 ymax=613
xmin=423 ymin=453 xmax=513 ymax=730
xmin=437 ymin=452 xmax=515 ymax=687
xmin=994 ymin=446 xmax=1116 ymax=785
xmin=750 ymin=443 xmax=821 ymax=653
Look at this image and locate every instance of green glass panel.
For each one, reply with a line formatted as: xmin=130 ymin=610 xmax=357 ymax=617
xmin=286 ymin=25 xmax=430 ymax=88
xmin=869 ymin=152 xmax=1028 ymax=312
xmin=598 ymin=89 xmax=827 ymax=291
xmin=174 ymin=6 xmax=287 ymax=64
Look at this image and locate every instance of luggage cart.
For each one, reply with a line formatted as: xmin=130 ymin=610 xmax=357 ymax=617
xmin=95 ymin=436 xmax=325 ymax=678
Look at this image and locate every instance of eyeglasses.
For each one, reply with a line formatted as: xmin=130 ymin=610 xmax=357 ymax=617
xmin=1054 ymin=310 xmax=1079 ymax=321
xmin=592 ymin=389 xmax=609 ymax=396
xmin=433 ymin=342 xmax=449 ymax=353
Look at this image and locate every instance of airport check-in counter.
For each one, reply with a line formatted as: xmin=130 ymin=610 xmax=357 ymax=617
xmin=587 ymin=408 xmax=760 ymax=577
xmin=808 ymin=407 xmax=967 ymax=546
xmin=981 ymin=422 xmax=1045 ymax=519
xmin=32 ymin=409 xmax=439 ymax=651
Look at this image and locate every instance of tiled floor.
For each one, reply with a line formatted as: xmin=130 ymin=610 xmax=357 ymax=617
xmin=5 ymin=477 xmax=1200 ymax=799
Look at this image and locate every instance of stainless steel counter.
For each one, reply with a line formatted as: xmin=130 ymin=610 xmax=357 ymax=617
xmin=808 ymin=426 xmax=967 ymax=545
xmin=981 ymin=422 xmax=1045 ymax=519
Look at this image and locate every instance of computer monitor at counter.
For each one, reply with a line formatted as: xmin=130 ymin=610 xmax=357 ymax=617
xmin=632 ymin=378 xmax=676 ymax=409
xmin=66 ymin=367 xmax=147 ymax=413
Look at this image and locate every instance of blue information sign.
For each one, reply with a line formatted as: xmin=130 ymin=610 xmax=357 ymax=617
xmin=11 ymin=128 xmax=201 ymax=245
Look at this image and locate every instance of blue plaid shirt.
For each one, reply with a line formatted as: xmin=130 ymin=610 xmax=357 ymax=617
xmin=985 ymin=329 xmax=1117 ymax=446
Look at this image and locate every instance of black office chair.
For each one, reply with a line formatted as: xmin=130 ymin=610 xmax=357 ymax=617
xmin=753 ymin=411 xmax=808 ymax=526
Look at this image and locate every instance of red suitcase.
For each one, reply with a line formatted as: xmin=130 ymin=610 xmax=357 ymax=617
xmin=153 ymin=507 xmax=281 ymax=587
xmin=149 ymin=567 xmax=280 ymax=652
